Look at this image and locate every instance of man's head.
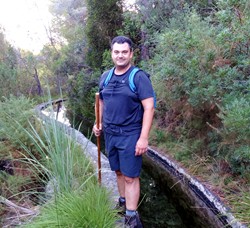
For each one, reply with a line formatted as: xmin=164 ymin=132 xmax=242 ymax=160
xmin=111 ymin=36 xmax=134 ymax=70
xmin=111 ymin=36 xmax=133 ymax=51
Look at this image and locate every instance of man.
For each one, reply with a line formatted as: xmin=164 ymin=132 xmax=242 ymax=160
xmin=93 ymin=36 xmax=155 ymax=228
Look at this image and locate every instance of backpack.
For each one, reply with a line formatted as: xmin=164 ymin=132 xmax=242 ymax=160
xmin=103 ymin=67 xmax=157 ymax=108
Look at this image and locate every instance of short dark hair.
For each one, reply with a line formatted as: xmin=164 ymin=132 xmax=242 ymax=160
xmin=111 ymin=36 xmax=133 ymax=51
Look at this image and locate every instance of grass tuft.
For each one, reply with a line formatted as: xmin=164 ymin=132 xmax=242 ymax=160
xmin=24 ymin=183 xmax=117 ymax=228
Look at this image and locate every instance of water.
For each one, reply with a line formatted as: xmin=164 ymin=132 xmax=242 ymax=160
xmin=139 ymin=168 xmax=186 ymax=228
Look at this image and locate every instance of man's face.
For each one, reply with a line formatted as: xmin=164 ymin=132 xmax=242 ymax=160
xmin=111 ymin=42 xmax=133 ymax=68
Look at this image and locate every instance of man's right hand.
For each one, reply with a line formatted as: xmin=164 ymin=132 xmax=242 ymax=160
xmin=93 ymin=124 xmax=102 ymax=137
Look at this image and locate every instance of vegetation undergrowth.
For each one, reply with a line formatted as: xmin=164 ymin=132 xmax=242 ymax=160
xmin=23 ymin=183 xmax=117 ymax=228
xmin=0 ymin=96 xmax=117 ymax=227
xmin=150 ymin=123 xmax=250 ymax=226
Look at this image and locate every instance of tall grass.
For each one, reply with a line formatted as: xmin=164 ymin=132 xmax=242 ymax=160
xmin=233 ymin=193 xmax=250 ymax=225
xmin=24 ymin=183 xmax=117 ymax=228
xmin=0 ymin=96 xmax=117 ymax=227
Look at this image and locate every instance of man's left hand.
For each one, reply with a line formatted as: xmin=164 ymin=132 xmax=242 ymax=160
xmin=135 ymin=137 xmax=148 ymax=156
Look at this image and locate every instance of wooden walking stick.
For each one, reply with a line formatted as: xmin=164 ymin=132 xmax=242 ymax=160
xmin=95 ymin=93 xmax=101 ymax=184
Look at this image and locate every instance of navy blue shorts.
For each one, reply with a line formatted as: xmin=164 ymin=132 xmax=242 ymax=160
xmin=104 ymin=132 xmax=142 ymax=178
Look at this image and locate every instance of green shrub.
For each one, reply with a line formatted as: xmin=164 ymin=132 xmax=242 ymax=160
xmin=67 ymin=69 xmax=99 ymax=125
xmin=230 ymin=191 xmax=250 ymax=225
xmin=146 ymin=3 xmax=249 ymax=141
xmin=0 ymin=172 xmax=32 ymax=199
xmin=229 ymin=146 xmax=250 ymax=177
xmin=24 ymin=183 xmax=117 ymax=228
xmin=0 ymin=95 xmax=35 ymax=147
xmin=218 ymin=97 xmax=250 ymax=143
xmin=217 ymin=97 xmax=250 ymax=176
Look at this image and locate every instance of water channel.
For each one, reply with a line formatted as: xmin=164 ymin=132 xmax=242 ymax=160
xmin=40 ymin=103 xmax=243 ymax=228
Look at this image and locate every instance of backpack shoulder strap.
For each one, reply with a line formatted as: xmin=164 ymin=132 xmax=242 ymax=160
xmin=103 ymin=67 xmax=143 ymax=94
xmin=129 ymin=67 xmax=157 ymax=108
xmin=128 ymin=67 xmax=140 ymax=92
xmin=103 ymin=67 xmax=115 ymax=88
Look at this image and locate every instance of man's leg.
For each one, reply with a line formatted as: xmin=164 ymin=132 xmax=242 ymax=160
xmin=115 ymin=170 xmax=126 ymax=215
xmin=124 ymin=176 xmax=140 ymax=210
xmin=124 ymin=176 xmax=143 ymax=227
xmin=116 ymin=170 xmax=125 ymax=198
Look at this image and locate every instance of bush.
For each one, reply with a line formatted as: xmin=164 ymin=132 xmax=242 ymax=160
xmin=144 ymin=3 xmax=249 ymax=178
xmin=67 ymin=69 xmax=100 ymax=125
xmin=0 ymin=95 xmax=35 ymax=147
xmin=217 ymin=97 xmax=250 ymax=176
xmin=149 ymin=9 xmax=244 ymax=107
xmin=25 ymin=184 xmax=117 ymax=228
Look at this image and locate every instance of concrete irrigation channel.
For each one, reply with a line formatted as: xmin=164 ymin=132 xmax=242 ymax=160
xmin=35 ymin=99 xmax=246 ymax=228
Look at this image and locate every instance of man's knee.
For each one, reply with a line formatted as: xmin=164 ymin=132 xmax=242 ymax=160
xmin=124 ymin=176 xmax=138 ymax=184
xmin=115 ymin=170 xmax=123 ymax=176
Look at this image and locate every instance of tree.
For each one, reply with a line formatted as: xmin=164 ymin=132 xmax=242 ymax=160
xmin=0 ymin=30 xmax=19 ymax=98
xmin=85 ymin=0 xmax=123 ymax=69
xmin=17 ymin=51 xmax=44 ymax=96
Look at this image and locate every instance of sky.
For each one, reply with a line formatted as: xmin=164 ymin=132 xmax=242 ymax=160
xmin=0 ymin=0 xmax=135 ymax=54
xmin=0 ymin=0 xmax=52 ymax=54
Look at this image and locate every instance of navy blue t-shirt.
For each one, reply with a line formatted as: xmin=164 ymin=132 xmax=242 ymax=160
xmin=99 ymin=66 xmax=154 ymax=135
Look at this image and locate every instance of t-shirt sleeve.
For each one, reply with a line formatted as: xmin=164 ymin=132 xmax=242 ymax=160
xmin=134 ymin=71 xmax=154 ymax=101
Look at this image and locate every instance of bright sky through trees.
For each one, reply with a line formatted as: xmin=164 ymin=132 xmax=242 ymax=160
xmin=0 ymin=0 xmax=135 ymax=54
xmin=0 ymin=0 xmax=52 ymax=54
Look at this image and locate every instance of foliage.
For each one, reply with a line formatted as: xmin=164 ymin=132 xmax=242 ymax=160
xmin=101 ymin=50 xmax=114 ymax=70
xmin=230 ymin=192 xmax=250 ymax=225
xmin=17 ymin=51 xmax=44 ymax=97
xmin=0 ymin=30 xmax=46 ymax=98
xmin=0 ymin=31 xmax=19 ymax=98
xmin=0 ymin=62 xmax=18 ymax=98
xmin=0 ymin=95 xmax=35 ymax=147
xmin=143 ymin=1 xmax=250 ymax=179
xmin=85 ymin=0 xmax=124 ymax=69
xmin=0 ymin=95 xmax=93 ymax=193
xmin=24 ymin=183 xmax=117 ymax=228
xmin=43 ymin=0 xmax=92 ymax=99
xmin=15 ymin=113 xmax=95 ymax=194
xmin=0 ymin=95 xmax=116 ymax=227
xmin=117 ymin=10 xmax=141 ymax=45
xmin=217 ymin=97 xmax=250 ymax=176
xmin=133 ymin=0 xmax=187 ymax=60
xmin=37 ymin=0 xmax=89 ymax=97
xmin=38 ymin=46 xmax=71 ymax=96
xmin=21 ymin=107 xmax=115 ymax=227
xmin=0 ymin=171 xmax=32 ymax=199
xmin=67 ymin=69 xmax=100 ymax=125
xmin=49 ymin=0 xmax=87 ymax=42
xmin=149 ymin=9 xmax=221 ymax=106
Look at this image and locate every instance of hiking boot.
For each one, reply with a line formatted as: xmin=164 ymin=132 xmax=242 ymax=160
xmin=124 ymin=211 xmax=143 ymax=228
xmin=114 ymin=200 xmax=126 ymax=215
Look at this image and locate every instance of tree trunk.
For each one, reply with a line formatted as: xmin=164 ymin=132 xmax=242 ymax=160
xmin=140 ymin=31 xmax=149 ymax=61
xmin=139 ymin=0 xmax=150 ymax=61
xmin=34 ymin=68 xmax=43 ymax=96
